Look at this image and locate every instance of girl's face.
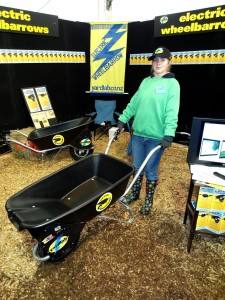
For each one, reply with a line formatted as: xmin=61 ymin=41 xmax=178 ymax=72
xmin=152 ymin=57 xmax=170 ymax=77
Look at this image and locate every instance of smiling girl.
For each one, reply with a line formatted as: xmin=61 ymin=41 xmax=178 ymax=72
xmin=118 ymin=47 xmax=180 ymax=215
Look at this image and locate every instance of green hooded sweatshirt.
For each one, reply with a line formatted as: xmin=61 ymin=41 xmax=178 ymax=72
xmin=119 ymin=72 xmax=180 ymax=139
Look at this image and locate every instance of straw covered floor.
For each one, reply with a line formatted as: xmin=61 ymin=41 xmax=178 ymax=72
xmin=1 ymin=129 xmax=225 ymax=300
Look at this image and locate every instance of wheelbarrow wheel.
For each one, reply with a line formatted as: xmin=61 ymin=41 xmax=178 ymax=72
xmin=35 ymin=231 xmax=81 ymax=262
xmin=69 ymin=147 xmax=93 ymax=161
xmin=50 ymin=231 xmax=81 ymax=262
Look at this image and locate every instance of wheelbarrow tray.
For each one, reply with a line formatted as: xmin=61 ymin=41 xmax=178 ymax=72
xmin=6 ymin=153 xmax=134 ymax=232
xmin=27 ymin=116 xmax=92 ymax=150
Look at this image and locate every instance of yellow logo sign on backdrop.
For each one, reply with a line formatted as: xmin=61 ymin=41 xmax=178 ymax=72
xmin=90 ymin=22 xmax=128 ymax=95
xmin=154 ymin=5 xmax=225 ymax=37
xmin=0 ymin=6 xmax=59 ymax=36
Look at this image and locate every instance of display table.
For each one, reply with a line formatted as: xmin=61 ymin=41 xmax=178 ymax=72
xmin=183 ymin=165 xmax=225 ymax=252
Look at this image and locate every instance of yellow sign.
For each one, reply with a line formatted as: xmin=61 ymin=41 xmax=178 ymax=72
xmin=90 ymin=22 xmax=128 ymax=95
xmin=155 ymin=5 xmax=225 ymax=37
xmin=35 ymin=86 xmax=52 ymax=110
xmin=96 ymin=192 xmax=112 ymax=212
xmin=130 ymin=49 xmax=225 ymax=65
xmin=0 ymin=6 xmax=58 ymax=37
xmin=22 ymin=88 xmax=41 ymax=113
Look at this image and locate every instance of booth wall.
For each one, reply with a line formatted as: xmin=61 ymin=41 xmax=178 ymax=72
xmin=125 ymin=20 xmax=225 ymax=131
xmin=0 ymin=20 xmax=90 ymax=129
xmin=0 ymin=18 xmax=224 ymax=130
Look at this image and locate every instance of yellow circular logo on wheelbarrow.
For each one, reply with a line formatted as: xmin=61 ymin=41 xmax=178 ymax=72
xmin=48 ymin=235 xmax=68 ymax=253
xmin=52 ymin=134 xmax=64 ymax=145
xmin=80 ymin=138 xmax=91 ymax=146
xmin=96 ymin=192 xmax=112 ymax=212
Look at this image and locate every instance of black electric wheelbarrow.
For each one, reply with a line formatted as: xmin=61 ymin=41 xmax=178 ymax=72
xmin=0 ymin=116 xmax=94 ymax=161
xmin=5 ymin=129 xmax=161 ymax=262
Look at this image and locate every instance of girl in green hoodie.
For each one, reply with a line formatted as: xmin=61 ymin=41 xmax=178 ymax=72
xmin=118 ymin=47 xmax=180 ymax=215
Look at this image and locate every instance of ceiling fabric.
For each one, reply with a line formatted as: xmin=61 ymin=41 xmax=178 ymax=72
xmin=0 ymin=0 xmax=224 ymax=22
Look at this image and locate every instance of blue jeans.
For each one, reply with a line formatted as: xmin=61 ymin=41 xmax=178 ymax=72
xmin=131 ymin=134 xmax=164 ymax=180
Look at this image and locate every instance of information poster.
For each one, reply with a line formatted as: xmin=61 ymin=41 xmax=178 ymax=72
xmin=21 ymin=86 xmax=58 ymax=128
xmin=21 ymin=88 xmax=41 ymax=113
xmin=90 ymin=22 xmax=128 ymax=95
xmin=35 ymin=86 xmax=52 ymax=110
xmin=30 ymin=111 xmax=50 ymax=129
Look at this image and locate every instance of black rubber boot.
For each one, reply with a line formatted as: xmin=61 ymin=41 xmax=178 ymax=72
xmin=140 ymin=179 xmax=157 ymax=215
xmin=125 ymin=175 xmax=143 ymax=204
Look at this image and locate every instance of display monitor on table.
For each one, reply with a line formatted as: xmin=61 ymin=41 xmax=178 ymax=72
xmin=187 ymin=117 xmax=225 ymax=167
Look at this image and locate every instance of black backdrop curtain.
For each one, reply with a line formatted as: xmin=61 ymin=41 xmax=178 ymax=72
xmin=0 ymin=20 xmax=90 ymax=129
xmin=0 ymin=18 xmax=224 ymax=130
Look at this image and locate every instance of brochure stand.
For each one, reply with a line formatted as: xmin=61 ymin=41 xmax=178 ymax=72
xmin=21 ymin=86 xmax=58 ymax=129
xmin=184 ymin=117 xmax=225 ymax=252
xmin=183 ymin=172 xmax=225 ymax=252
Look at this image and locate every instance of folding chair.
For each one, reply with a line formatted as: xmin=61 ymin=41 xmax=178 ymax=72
xmin=87 ymin=100 xmax=119 ymax=140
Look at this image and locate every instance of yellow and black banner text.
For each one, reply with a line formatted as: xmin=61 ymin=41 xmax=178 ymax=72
xmin=0 ymin=6 xmax=58 ymax=37
xmin=0 ymin=49 xmax=85 ymax=64
xmin=154 ymin=5 xmax=225 ymax=37
xmin=90 ymin=22 xmax=128 ymax=95
xmin=130 ymin=49 xmax=225 ymax=65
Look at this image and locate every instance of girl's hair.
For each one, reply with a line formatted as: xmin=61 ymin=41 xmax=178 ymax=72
xmin=150 ymin=59 xmax=172 ymax=75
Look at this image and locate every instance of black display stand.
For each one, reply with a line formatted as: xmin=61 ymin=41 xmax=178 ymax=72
xmin=183 ymin=178 xmax=200 ymax=252
xmin=21 ymin=86 xmax=58 ymax=129
xmin=184 ymin=117 xmax=225 ymax=251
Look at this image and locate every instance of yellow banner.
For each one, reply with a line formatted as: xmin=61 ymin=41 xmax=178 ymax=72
xmin=130 ymin=49 xmax=225 ymax=65
xmin=90 ymin=22 xmax=128 ymax=95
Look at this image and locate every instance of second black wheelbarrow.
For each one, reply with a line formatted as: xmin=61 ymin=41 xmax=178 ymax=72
xmin=0 ymin=116 xmax=94 ymax=161
xmin=5 ymin=129 xmax=161 ymax=262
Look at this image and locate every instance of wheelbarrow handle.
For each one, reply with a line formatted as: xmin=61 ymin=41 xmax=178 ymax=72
xmin=33 ymin=243 xmax=50 ymax=262
xmin=10 ymin=129 xmax=28 ymax=138
xmin=123 ymin=144 xmax=162 ymax=196
xmin=105 ymin=128 xmax=120 ymax=155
